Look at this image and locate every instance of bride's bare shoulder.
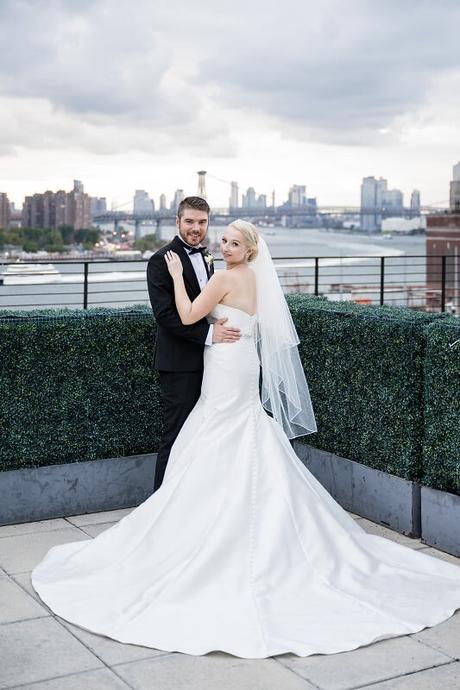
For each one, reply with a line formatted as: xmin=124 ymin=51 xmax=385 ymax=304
xmin=208 ymin=269 xmax=229 ymax=284
xmin=226 ymin=267 xmax=255 ymax=283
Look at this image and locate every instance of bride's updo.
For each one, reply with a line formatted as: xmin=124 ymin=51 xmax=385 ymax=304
xmin=228 ymin=219 xmax=259 ymax=262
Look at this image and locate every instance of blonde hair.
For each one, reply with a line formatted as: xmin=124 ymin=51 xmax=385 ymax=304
xmin=228 ymin=219 xmax=259 ymax=262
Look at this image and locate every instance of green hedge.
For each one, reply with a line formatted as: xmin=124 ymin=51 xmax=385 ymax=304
xmin=286 ymin=295 xmax=450 ymax=484
xmin=0 ymin=299 xmax=458 ymax=496
xmin=422 ymin=318 xmax=460 ymax=494
xmin=0 ymin=306 xmax=162 ymax=471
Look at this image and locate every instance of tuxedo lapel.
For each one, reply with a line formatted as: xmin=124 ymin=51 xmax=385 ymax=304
xmin=170 ymin=236 xmax=201 ymax=296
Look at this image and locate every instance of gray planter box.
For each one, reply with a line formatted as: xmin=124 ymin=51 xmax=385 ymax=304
xmin=2 ymin=447 xmax=459 ymax=558
xmin=293 ymin=442 xmax=421 ymax=537
xmin=421 ymin=485 xmax=460 ymax=557
xmin=0 ymin=454 xmax=157 ymax=526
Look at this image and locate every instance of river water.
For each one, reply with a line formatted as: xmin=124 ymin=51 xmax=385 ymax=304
xmin=0 ymin=225 xmax=428 ymax=311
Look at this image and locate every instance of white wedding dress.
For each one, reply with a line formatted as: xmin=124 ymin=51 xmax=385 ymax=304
xmin=31 ymin=303 xmax=460 ymax=658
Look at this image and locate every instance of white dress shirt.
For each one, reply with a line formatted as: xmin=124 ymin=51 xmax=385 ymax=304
xmin=177 ymin=236 xmax=213 ymax=346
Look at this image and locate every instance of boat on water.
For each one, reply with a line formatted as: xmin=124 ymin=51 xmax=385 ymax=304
xmin=0 ymin=263 xmax=61 ymax=285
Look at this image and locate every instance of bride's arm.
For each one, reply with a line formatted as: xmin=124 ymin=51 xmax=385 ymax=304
xmin=165 ymin=251 xmax=229 ymax=325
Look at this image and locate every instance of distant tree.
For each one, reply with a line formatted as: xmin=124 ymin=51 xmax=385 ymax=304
xmin=44 ymin=229 xmax=66 ymax=252
xmin=133 ymin=234 xmax=165 ymax=252
xmin=1 ymin=229 xmax=22 ymax=247
xmin=75 ymin=227 xmax=101 ymax=247
xmin=23 ymin=240 xmax=39 ymax=252
xmin=58 ymin=225 xmax=75 ymax=244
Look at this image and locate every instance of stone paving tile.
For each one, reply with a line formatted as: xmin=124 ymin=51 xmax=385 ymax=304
xmin=5 ymin=667 xmax=133 ymax=690
xmin=0 ymin=575 xmax=49 ymax=624
xmin=417 ymin=546 xmax=460 ymax=566
xmin=65 ymin=508 xmax=135 ymax=527
xmin=275 ymin=636 xmax=452 ymax=690
xmin=411 ymin=610 xmax=460 ymax=660
xmin=0 ymin=527 xmax=89 ymax=574
xmin=0 ymin=617 xmax=103 ymax=689
xmin=10 ymin=572 xmax=55 ymax=615
xmin=114 ymin=652 xmax=316 ymax=690
xmin=357 ymin=661 xmax=460 ymax=689
xmin=76 ymin=521 xmax=119 ymax=538
xmin=10 ymin=572 xmax=47 ymax=604
xmin=0 ymin=518 xmax=70 ymax=539
xmin=355 ymin=518 xmax=426 ymax=549
xmin=58 ymin=618 xmax=169 ymax=667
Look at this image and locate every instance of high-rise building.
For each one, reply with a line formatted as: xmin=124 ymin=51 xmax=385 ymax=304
xmin=159 ymin=193 xmax=167 ymax=211
xmin=450 ymin=182 xmax=460 ymax=212
xmin=173 ymin=189 xmax=185 ymax=210
xmin=133 ymin=190 xmax=154 ymax=215
xmin=449 ymin=162 xmax=460 ymax=212
xmin=360 ymin=176 xmax=389 ymax=231
xmin=91 ymin=197 xmax=107 ymax=216
xmin=22 ymin=181 xmax=91 ymax=230
xmin=288 ymin=185 xmax=307 ymax=207
xmin=243 ymin=187 xmax=256 ymax=208
xmin=229 ymin=181 xmax=239 ymax=209
xmin=271 ymin=190 xmax=276 ymax=208
xmin=55 ymin=190 xmax=71 ymax=227
xmin=382 ymin=188 xmax=404 ymax=213
xmin=361 ymin=177 xmax=379 ymax=231
xmin=23 ymin=193 xmax=44 ymax=228
xmin=43 ymin=190 xmax=56 ymax=229
xmin=69 ymin=180 xmax=91 ymax=229
xmin=257 ymin=194 xmax=267 ymax=208
xmin=410 ymin=190 xmax=421 ymax=215
xmin=197 ymin=171 xmax=207 ymax=198
xmin=0 ymin=192 xmax=10 ymax=228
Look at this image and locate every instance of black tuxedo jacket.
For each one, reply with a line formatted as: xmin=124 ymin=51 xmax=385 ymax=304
xmin=146 ymin=235 xmax=215 ymax=371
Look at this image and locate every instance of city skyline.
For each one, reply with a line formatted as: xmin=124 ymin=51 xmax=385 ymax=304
xmin=0 ymin=1 xmax=459 ymax=208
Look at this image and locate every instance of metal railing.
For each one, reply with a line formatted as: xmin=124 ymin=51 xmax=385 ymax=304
xmin=0 ymin=254 xmax=458 ymax=314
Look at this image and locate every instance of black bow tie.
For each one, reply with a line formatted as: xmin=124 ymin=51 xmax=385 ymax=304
xmin=188 ymin=246 xmax=207 ymax=255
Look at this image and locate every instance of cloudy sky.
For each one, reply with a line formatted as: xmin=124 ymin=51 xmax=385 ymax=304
xmin=1 ymin=0 xmax=459 ymax=209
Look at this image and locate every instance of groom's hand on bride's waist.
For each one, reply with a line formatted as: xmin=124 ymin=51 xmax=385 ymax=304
xmin=212 ymin=318 xmax=241 ymax=343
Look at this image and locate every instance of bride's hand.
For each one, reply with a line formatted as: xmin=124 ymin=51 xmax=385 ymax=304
xmin=165 ymin=251 xmax=183 ymax=278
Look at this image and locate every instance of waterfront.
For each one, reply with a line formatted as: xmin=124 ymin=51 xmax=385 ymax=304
xmin=0 ymin=226 xmax=428 ymax=311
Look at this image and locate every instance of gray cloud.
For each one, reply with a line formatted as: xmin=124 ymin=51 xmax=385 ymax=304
xmin=0 ymin=0 xmax=459 ymax=156
xmin=197 ymin=0 xmax=460 ymax=143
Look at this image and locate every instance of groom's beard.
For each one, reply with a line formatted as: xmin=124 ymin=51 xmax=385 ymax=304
xmin=177 ymin=224 xmax=208 ymax=247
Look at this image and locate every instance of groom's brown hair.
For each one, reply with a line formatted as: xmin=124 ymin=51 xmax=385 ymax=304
xmin=177 ymin=196 xmax=210 ymax=219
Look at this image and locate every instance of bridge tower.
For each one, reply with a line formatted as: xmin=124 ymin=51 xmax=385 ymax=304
xmin=197 ymin=170 xmax=207 ymax=199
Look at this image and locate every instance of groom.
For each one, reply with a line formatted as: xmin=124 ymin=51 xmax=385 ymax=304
xmin=147 ymin=196 xmax=241 ymax=491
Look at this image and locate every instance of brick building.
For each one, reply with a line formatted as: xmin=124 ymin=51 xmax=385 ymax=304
xmin=0 ymin=192 xmax=10 ymax=229
xmin=22 ymin=180 xmax=91 ymax=230
xmin=426 ymin=214 xmax=460 ymax=311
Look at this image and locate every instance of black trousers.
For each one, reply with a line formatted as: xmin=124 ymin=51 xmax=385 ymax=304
xmin=153 ymin=370 xmax=203 ymax=492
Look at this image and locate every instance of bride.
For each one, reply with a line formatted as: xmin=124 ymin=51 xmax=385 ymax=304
xmin=31 ymin=220 xmax=460 ymax=659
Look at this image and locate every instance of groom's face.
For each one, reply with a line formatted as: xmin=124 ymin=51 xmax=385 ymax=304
xmin=176 ymin=208 xmax=209 ymax=247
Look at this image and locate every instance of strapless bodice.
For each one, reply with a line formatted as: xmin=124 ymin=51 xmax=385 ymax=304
xmin=208 ymin=303 xmax=257 ymax=338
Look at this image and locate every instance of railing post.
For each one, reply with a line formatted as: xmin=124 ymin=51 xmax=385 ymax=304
xmin=314 ymin=257 xmax=319 ymax=296
xmin=83 ymin=262 xmax=89 ymax=309
xmin=380 ymin=256 xmax=385 ymax=306
xmin=441 ymin=255 xmax=446 ymax=312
